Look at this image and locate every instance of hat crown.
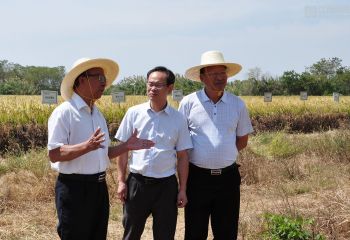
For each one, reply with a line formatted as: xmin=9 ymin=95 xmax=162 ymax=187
xmin=72 ymin=58 xmax=91 ymax=69
xmin=200 ymin=51 xmax=226 ymax=65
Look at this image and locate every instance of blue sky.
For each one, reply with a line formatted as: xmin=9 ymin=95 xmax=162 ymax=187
xmin=1 ymin=0 xmax=349 ymax=82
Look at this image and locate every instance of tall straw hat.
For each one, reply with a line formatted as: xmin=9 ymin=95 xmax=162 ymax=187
xmin=60 ymin=58 xmax=119 ymax=100
xmin=185 ymin=51 xmax=242 ymax=81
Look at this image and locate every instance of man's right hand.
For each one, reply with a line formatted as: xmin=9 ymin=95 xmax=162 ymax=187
xmin=86 ymin=127 xmax=106 ymax=151
xmin=126 ymin=129 xmax=155 ymax=150
xmin=117 ymin=181 xmax=127 ymax=204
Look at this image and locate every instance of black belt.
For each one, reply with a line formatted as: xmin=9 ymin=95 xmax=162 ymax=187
xmin=189 ymin=163 xmax=237 ymax=176
xmin=130 ymin=172 xmax=175 ymax=184
xmin=58 ymin=172 xmax=106 ymax=183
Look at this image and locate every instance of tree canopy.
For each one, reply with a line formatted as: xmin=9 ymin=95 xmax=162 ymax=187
xmin=0 ymin=57 xmax=349 ymax=96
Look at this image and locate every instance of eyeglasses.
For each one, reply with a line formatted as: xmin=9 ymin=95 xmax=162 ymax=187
xmin=201 ymin=71 xmax=227 ymax=78
xmin=147 ymin=82 xmax=168 ymax=89
xmin=85 ymin=73 xmax=107 ymax=84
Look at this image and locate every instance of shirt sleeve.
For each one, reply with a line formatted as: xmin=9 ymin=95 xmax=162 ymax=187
xmin=47 ymin=108 xmax=69 ymax=150
xmin=115 ymin=109 xmax=133 ymax=142
xmin=178 ymin=98 xmax=187 ymax=117
xmin=175 ymin=114 xmax=193 ymax=151
xmin=236 ymin=103 xmax=254 ymax=137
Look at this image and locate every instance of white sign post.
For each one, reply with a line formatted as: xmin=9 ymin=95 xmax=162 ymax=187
xmin=333 ymin=92 xmax=340 ymax=103
xmin=300 ymin=91 xmax=308 ymax=101
xmin=112 ymin=91 xmax=125 ymax=103
xmin=172 ymin=90 xmax=183 ymax=102
xmin=41 ymin=90 xmax=58 ymax=104
xmin=264 ymin=92 xmax=272 ymax=102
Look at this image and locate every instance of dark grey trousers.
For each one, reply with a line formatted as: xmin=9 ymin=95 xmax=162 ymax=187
xmin=122 ymin=173 xmax=178 ymax=240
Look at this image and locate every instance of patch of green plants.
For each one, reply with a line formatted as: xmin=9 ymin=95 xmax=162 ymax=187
xmin=250 ymin=132 xmax=301 ymax=159
xmin=0 ymin=149 xmax=50 ymax=177
xmin=0 ymin=163 xmax=8 ymax=175
xmin=262 ymin=213 xmax=325 ymax=240
xmin=109 ymin=203 xmax=123 ymax=222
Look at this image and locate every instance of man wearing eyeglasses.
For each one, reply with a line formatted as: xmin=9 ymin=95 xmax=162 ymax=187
xmin=115 ymin=66 xmax=193 ymax=240
xmin=48 ymin=58 xmax=155 ymax=240
xmin=179 ymin=51 xmax=254 ymax=240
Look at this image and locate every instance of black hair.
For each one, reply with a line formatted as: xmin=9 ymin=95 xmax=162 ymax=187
xmin=146 ymin=66 xmax=175 ymax=85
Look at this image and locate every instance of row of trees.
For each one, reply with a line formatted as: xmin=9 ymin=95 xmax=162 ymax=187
xmin=0 ymin=60 xmax=65 ymax=95
xmin=228 ymin=57 xmax=350 ymax=96
xmin=107 ymin=74 xmax=203 ymax=96
xmin=110 ymin=57 xmax=350 ymax=96
xmin=1 ymin=58 xmax=349 ymax=96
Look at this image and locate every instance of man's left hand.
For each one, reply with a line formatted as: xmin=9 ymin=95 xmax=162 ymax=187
xmin=177 ymin=190 xmax=188 ymax=208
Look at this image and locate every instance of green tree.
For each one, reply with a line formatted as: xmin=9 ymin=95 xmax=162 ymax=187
xmin=280 ymin=71 xmax=304 ymax=95
xmin=307 ymin=57 xmax=344 ymax=78
xmin=174 ymin=74 xmax=202 ymax=95
xmin=111 ymin=75 xmax=147 ymax=95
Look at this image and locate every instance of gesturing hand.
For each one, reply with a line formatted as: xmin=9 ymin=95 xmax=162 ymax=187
xmin=126 ymin=129 xmax=155 ymax=150
xmin=86 ymin=127 xmax=106 ymax=151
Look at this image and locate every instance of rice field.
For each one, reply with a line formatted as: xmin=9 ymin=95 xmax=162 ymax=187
xmin=1 ymin=94 xmax=350 ymax=239
xmin=0 ymin=95 xmax=349 ymax=125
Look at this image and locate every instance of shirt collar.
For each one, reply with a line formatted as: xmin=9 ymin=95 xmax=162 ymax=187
xmin=71 ymin=92 xmax=94 ymax=113
xmin=146 ymin=101 xmax=171 ymax=115
xmin=199 ymin=88 xmax=228 ymax=104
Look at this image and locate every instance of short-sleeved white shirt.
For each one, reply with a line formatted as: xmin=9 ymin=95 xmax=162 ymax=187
xmin=178 ymin=89 xmax=254 ymax=169
xmin=115 ymin=102 xmax=193 ymax=178
xmin=48 ymin=93 xmax=110 ymax=174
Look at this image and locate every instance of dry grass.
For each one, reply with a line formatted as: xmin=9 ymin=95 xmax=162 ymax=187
xmin=0 ymin=131 xmax=350 ymax=239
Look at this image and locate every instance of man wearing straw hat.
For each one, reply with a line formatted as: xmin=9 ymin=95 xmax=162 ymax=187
xmin=179 ymin=51 xmax=254 ymax=239
xmin=115 ymin=66 xmax=193 ymax=240
xmin=47 ymin=58 xmax=154 ymax=240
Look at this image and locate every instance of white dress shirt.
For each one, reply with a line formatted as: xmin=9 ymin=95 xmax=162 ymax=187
xmin=48 ymin=93 xmax=110 ymax=174
xmin=178 ymin=89 xmax=254 ymax=169
xmin=115 ymin=102 xmax=193 ymax=178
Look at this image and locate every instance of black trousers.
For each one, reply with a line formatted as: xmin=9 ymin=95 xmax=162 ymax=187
xmin=185 ymin=163 xmax=241 ymax=240
xmin=55 ymin=173 xmax=109 ymax=240
xmin=122 ymin=173 xmax=178 ymax=240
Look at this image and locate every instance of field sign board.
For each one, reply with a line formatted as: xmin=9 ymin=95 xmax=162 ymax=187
xmin=333 ymin=92 xmax=340 ymax=102
xmin=264 ymin=92 xmax=272 ymax=102
xmin=41 ymin=90 xmax=58 ymax=104
xmin=300 ymin=91 xmax=308 ymax=100
xmin=112 ymin=91 xmax=125 ymax=103
xmin=172 ymin=90 xmax=183 ymax=101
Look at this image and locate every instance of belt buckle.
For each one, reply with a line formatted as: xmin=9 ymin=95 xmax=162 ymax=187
xmin=98 ymin=173 xmax=106 ymax=182
xmin=210 ymin=169 xmax=222 ymax=175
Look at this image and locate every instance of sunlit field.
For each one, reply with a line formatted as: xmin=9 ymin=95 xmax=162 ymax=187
xmin=0 ymin=95 xmax=349 ymax=124
xmin=0 ymin=94 xmax=350 ymax=239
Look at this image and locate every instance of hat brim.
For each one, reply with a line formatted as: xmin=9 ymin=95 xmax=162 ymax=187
xmin=185 ymin=63 xmax=242 ymax=82
xmin=61 ymin=58 xmax=119 ymax=100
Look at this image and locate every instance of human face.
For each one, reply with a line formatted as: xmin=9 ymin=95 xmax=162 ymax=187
xmin=147 ymin=71 xmax=172 ymax=103
xmin=200 ymin=65 xmax=228 ymax=92
xmin=80 ymin=67 xmax=106 ymax=99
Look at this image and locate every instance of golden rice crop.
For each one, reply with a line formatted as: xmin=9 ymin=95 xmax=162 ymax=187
xmin=0 ymin=95 xmax=349 ymax=125
xmin=242 ymin=95 xmax=350 ymax=117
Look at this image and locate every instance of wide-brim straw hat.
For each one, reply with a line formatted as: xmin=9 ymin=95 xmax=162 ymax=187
xmin=61 ymin=58 xmax=119 ymax=100
xmin=185 ymin=51 xmax=242 ymax=81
